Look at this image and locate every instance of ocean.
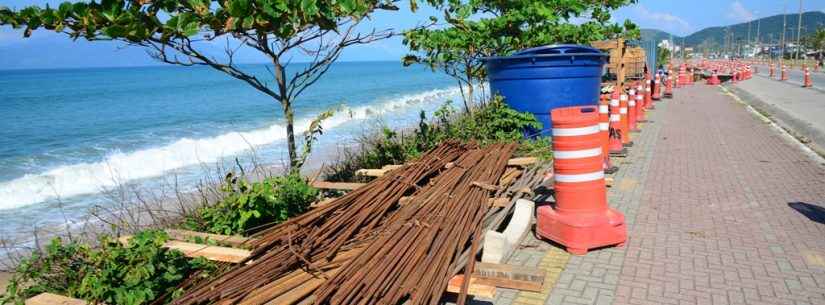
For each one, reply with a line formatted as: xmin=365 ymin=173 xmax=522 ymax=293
xmin=0 ymin=61 xmax=459 ymax=240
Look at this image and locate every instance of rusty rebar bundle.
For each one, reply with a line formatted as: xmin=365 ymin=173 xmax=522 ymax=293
xmin=313 ymin=143 xmax=517 ymax=305
xmin=172 ymin=142 xmax=473 ymax=305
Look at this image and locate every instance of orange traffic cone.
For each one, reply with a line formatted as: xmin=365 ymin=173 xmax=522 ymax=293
xmin=707 ymin=70 xmax=720 ymax=85
xmin=628 ymin=88 xmax=638 ymax=132
xmin=608 ymin=92 xmax=626 ymax=156
xmin=598 ymin=96 xmax=617 ymax=174
xmin=635 ymin=86 xmax=646 ymax=124
xmin=664 ymin=73 xmax=674 ymax=99
xmin=769 ymin=64 xmax=775 ymax=78
xmin=804 ymin=67 xmax=813 ymax=88
xmin=652 ymin=74 xmax=662 ymax=100
xmin=781 ymin=64 xmax=788 ymax=81
xmin=619 ymin=92 xmax=632 ymax=147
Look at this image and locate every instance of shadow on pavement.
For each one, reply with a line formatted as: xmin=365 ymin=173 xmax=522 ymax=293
xmin=788 ymin=202 xmax=825 ymax=225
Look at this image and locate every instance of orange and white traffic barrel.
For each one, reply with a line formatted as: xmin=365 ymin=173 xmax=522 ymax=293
xmin=804 ymin=67 xmax=813 ymax=88
xmin=537 ymin=105 xmax=627 ymax=255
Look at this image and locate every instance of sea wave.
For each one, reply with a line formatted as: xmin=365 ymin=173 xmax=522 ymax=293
xmin=0 ymin=86 xmax=461 ymax=210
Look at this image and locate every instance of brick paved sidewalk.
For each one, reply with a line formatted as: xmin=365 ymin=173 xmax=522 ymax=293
xmin=613 ymin=84 xmax=825 ymax=305
xmin=542 ymin=84 xmax=825 ymax=305
xmin=466 ymin=83 xmax=825 ymax=305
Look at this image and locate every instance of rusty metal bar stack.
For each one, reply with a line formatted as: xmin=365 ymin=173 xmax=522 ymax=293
xmin=314 ymin=143 xmax=516 ymax=305
xmin=171 ymin=141 xmax=524 ymax=305
xmin=171 ymin=141 xmax=473 ymax=305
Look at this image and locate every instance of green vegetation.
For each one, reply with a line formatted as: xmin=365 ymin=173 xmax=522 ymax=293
xmin=182 ymin=173 xmax=319 ymax=236
xmin=657 ymin=46 xmax=671 ymax=68
xmin=0 ymin=230 xmax=215 ymax=305
xmin=325 ymin=97 xmax=550 ymax=182
xmin=803 ymin=28 xmax=825 ymax=60
xmin=403 ymin=0 xmax=638 ymax=110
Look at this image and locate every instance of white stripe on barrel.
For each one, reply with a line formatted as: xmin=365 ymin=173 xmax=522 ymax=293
xmin=619 ymin=107 xmax=627 ymax=114
xmin=552 ymin=125 xmax=599 ymax=137
xmin=610 ymin=114 xmax=620 ymax=122
xmin=629 ymin=100 xmax=636 ymax=106
xmin=554 ymin=171 xmax=605 ymax=183
xmin=599 ymin=122 xmax=609 ymax=130
xmin=620 ymin=94 xmax=628 ymax=101
xmin=599 ymin=105 xmax=608 ymax=113
xmin=554 ymin=147 xmax=602 ymax=160
xmin=610 ymin=99 xmax=619 ymax=107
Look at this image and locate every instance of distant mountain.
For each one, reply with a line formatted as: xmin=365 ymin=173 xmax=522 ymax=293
xmin=640 ymin=29 xmax=681 ymax=43
xmin=640 ymin=11 xmax=825 ymax=49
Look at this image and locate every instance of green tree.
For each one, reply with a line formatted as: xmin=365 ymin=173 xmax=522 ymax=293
xmin=656 ymin=45 xmax=671 ymax=68
xmin=402 ymin=0 xmax=639 ymax=112
xmin=0 ymin=0 xmax=399 ymax=171
xmin=803 ymin=27 xmax=825 ymax=63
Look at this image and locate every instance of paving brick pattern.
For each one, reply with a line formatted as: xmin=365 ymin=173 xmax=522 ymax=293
xmin=611 ymin=85 xmax=825 ymax=305
xmin=463 ymin=84 xmax=825 ymax=305
xmin=543 ymin=95 xmax=662 ymax=305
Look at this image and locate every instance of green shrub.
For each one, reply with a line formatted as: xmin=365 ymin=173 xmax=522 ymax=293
xmin=183 ymin=173 xmax=318 ymax=235
xmin=0 ymin=230 xmax=214 ymax=305
xmin=433 ymin=96 xmax=543 ymax=144
xmin=324 ymin=97 xmax=550 ymax=181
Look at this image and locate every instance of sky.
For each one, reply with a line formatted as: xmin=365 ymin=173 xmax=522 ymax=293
xmin=1 ymin=0 xmax=824 ymax=70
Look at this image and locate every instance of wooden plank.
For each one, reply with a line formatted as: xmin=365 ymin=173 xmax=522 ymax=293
xmin=355 ymin=168 xmax=386 ymax=177
xmin=164 ymin=229 xmax=253 ymax=248
xmin=164 ymin=240 xmax=251 ymax=263
xmin=119 ymin=236 xmax=251 ymax=263
xmin=310 ymin=181 xmax=366 ymax=191
xmin=26 ymin=293 xmax=87 ymax=305
xmin=472 ymin=262 xmax=545 ymax=292
xmin=355 ymin=164 xmax=403 ymax=177
xmin=507 ymin=157 xmax=537 ymax=167
xmin=487 ymin=197 xmax=510 ymax=208
xmin=446 ymin=275 xmax=496 ymax=299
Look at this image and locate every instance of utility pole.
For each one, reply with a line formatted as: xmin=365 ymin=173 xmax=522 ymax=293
xmin=795 ymin=0 xmax=803 ymax=60
xmin=756 ymin=13 xmax=761 ymax=58
xmin=745 ymin=19 xmax=753 ymax=57
xmin=781 ymin=1 xmax=787 ymax=61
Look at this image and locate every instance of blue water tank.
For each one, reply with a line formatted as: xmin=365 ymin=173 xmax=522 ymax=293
xmin=484 ymin=45 xmax=607 ymax=136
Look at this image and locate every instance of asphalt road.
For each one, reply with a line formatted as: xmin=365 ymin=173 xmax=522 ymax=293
xmin=728 ymin=72 xmax=825 ymax=155
xmin=752 ymin=63 xmax=825 ymax=91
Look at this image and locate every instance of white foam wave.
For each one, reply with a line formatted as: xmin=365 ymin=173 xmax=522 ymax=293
xmin=0 ymin=86 xmax=461 ymax=210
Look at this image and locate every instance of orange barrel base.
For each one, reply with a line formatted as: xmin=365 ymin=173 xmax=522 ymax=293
xmin=536 ymin=206 xmax=626 ymax=255
xmin=540 ymin=105 xmax=628 ymax=255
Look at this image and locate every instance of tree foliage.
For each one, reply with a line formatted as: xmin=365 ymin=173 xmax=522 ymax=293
xmin=402 ymin=0 xmax=639 ymax=111
xmin=0 ymin=0 xmax=399 ymax=171
xmin=804 ymin=27 xmax=825 ymax=58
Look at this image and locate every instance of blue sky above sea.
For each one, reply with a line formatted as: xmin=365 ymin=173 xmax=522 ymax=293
xmin=1 ymin=0 xmax=825 ymax=70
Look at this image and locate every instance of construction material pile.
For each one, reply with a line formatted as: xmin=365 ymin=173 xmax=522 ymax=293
xmin=172 ymin=141 xmax=523 ymax=305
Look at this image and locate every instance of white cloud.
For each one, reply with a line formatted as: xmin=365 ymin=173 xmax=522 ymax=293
xmin=727 ymin=1 xmax=755 ymax=22
xmin=634 ymin=5 xmax=691 ymax=32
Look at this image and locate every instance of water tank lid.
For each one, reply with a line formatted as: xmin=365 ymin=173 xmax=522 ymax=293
xmin=483 ymin=44 xmax=607 ymax=62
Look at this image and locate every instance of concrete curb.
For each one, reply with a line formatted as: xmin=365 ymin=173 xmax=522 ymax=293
xmin=724 ymin=83 xmax=825 ymax=158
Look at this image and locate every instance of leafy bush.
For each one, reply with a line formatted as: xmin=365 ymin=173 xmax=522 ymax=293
xmin=183 ymin=173 xmax=318 ymax=235
xmin=430 ymin=96 xmax=543 ymax=145
xmin=0 ymin=230 xmax=214 ymax=305
xmin=325 ymin=97 xmax=549 ymax=181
